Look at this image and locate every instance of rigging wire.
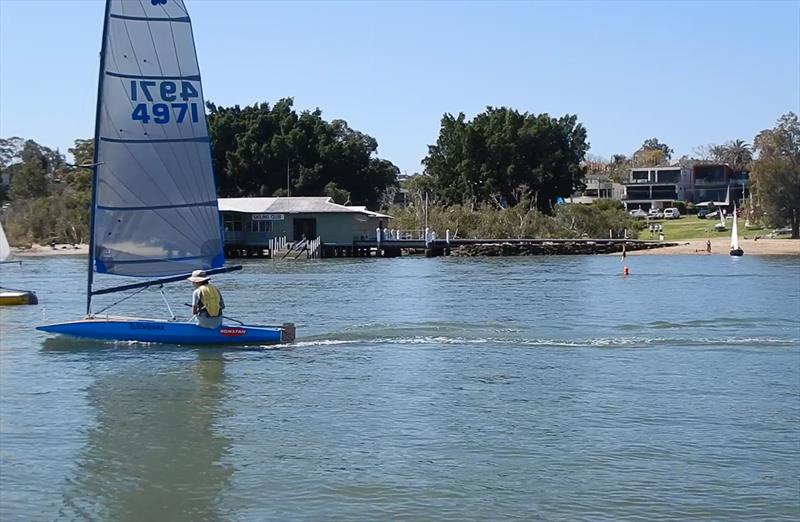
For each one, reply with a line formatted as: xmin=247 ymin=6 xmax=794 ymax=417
xmin=93 ymin=285 xmax=149 ymax=316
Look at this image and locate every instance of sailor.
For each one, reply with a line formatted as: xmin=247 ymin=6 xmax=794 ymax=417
xmin=188 ymin=270 xmax=225 ymax=329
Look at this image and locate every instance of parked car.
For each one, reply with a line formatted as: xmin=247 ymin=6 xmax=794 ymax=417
xmin=629 ymin=209 xmax=647 ymax=219
xmin=648 ymin=208 xmax=664 ymax=219
xmin=768 ymin=227 xmax=792 ymax=237
xmin=663 ymin=208 xmax=681 ymax=219
xmin=697 ymin=209 xmax=708 ymax=219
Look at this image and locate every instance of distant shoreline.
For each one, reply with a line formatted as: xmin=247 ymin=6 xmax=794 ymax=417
xmin=627 ymin=238 xmax=799 ymax=256
xmin=13 ymin=244 xmax=89 ymax=257
xmin=11 ymin=238 xmax=799 ymax=258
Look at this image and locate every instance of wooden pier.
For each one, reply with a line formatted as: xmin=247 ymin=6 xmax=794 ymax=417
xmin=327 ymin=238 xmax=674 ymax=258
xmin=225 ymin=236 xmax=675 ymax=260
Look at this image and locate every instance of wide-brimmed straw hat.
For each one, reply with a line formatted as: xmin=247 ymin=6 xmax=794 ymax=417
xmin=187 ymin=270 xmax=210 ymax=283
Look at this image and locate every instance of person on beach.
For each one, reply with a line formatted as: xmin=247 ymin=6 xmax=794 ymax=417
xmin=706 ymin=240 xmax=712 ymax=253
xmin=188 ymin=270 xmax=225 ymax=328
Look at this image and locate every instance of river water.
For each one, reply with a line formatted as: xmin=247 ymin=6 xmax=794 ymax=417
xmin=1 ymin=254 xmax=798 ymax=521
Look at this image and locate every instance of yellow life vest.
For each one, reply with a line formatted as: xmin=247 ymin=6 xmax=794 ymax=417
xmin=197 ymin=284 xmax=222 ymax=317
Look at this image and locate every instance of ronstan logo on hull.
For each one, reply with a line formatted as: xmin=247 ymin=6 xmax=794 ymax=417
xmin=220 ymin=327 xmax=246 ymax=337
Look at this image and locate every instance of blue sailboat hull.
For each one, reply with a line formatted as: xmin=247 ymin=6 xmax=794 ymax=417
xmin=37 ymin=317 xmax=294 ymax=346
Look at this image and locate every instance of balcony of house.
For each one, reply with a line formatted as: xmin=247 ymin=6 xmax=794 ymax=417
xmin=581 ymin=188 xmax=613 ymax=198
xmin=625 ymin=170 xmax=653 ymax=184
xmin=654 ymin=169 xmax=682 ymax=184
xmin=692 ymin=164 xmax=733 ymax=186
xmin=624 ymin=167 xmax=685 ymax=186
xmin=622 ymin=184 xmax=678 ymax=201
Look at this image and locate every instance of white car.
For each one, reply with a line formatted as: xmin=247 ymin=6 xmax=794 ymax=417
xmin=629 ymin=209 xmax=647 ymax=219
xmin=648 ymin=208 xmax=663 ymax=219
xmin=663 ymin=208 xmax=681 ymax=219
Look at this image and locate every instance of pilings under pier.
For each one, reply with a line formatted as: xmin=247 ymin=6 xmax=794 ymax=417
xmin=225 ymin=239 xmax=676 ymax=259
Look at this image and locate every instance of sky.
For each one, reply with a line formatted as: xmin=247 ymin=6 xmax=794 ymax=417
xmin=1 ymin=0 xmax=798 ymax=175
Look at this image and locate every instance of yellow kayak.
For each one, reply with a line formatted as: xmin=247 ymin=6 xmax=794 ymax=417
xmin=0 ymin=290 xmax=38 ymax=306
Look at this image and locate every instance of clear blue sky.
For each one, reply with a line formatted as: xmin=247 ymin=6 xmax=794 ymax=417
xmin=1 ymin=0 xmax=798 ymax=174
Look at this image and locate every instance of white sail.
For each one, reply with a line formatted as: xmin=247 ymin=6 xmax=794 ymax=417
xmin=92 ymin=0 xmax=224 ymax=277
xmin=731 ymin=205 xmax=740 ymax=250
xmin=0 ymin=221 xmax=11 ymax=262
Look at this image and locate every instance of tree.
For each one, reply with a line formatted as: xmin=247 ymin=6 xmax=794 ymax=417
xmin=750 ymin=112 xmax=800 ymax=238
xmin=65 ymin=139 xmax=94 ymax=192
xmin=9 ymin=150 xmax=48 ymax=199
xmin=606 ymin=154 xmax=632 ymax=183
xmin=709 ymin=139 xmax=753 ymax=172
xmin=206 ymin=98 xmax=398 ymax=207
xmin=422 ymin=107 xmax=589 ymax=212
xmin=632 ymin=138 xmax=673 ymax=167
xmin=0 ymin=137 xmax=25 ymax=170
xmin=323 ymin=181 xmax=351 ymax=205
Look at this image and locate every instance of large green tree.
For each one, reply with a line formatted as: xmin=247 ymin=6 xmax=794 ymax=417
xmin=1 ymin=137 xmax=92 ymax=245
xmin=750 ymin=112 xmax=800 ymax=238
xmin=206 ymin=98 xmax=398 ymax=207
xmin=422 ymin=107 xmax=589 ymax=212
xmin=8 ymin=141 xmax=55 ymax=200
xmin=632 ymin=137 xmax=673 ymax=167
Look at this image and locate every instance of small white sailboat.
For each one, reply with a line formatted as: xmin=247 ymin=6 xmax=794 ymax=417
xmin=730 ymin=204 xmax=743 ymax=256
xmin=0 ymin=221 xmax=38 ymax=305
xmin=38 ymin=0 xmax=294 ymax=344
xmin=712 ymin=185 xmax=729 ymax=232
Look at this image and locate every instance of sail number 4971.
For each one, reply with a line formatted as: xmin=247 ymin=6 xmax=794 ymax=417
xmin=129 ymin=80 xmax=200 ymax=125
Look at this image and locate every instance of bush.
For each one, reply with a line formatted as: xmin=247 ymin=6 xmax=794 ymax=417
xmin=385 ymin=199 xmax=641 ymax=239
xmin=4 ymin=193 xmax=89 ymax=245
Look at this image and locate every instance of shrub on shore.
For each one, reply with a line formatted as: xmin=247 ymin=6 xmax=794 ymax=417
xmin=3 ymin=193 xmax=89 ymax=246
xmin=386 ymin=199 xmax=642 ymax=239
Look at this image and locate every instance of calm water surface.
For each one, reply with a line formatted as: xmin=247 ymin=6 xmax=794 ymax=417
xmin=1 ymin=254 xmax=799 ymax=521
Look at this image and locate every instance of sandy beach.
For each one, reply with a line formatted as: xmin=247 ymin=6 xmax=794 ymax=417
xmin=12 ymin=244 xmax=89 ymax=257
xmin=629 ymin=238 xmax=800 ymax=256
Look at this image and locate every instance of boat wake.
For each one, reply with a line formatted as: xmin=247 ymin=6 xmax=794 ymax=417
xmin=291 ymin=333 xmax=798 ymax=350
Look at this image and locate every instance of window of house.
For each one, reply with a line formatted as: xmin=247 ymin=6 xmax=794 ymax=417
xmin=250 ymin=220 xmax=271 ymax=233
xmin=657 ymin=170 xmax=681 ymax=183
xmin=223 ymin=216 xmax=242 ymax=232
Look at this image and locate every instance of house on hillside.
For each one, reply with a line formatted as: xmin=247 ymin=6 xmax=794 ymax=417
xmin=621 ymin=163 xmax=750 ymax=211
xmin=691 ymin=164 xmax=749 ymax=206
xmin=218 ymin=196 xmax=391 ymax=254
xmin=622 ymin=166 xmax=691 ymax=210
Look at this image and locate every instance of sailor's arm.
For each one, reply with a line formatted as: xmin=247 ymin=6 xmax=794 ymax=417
xmin=191 ymin=288 xmax=201 ymax=315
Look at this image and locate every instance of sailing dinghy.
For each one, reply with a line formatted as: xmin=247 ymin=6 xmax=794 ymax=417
xmin=0 ymin=221 xmax=38 ymax=305
xmin=730 ymin=204 xmax=744 ymax=257
xmin=37 ymin=0 xmax=294 ymax=344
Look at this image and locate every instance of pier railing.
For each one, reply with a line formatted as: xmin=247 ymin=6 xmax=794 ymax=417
xmin=308 ymin=237 xmax=321 ymax=259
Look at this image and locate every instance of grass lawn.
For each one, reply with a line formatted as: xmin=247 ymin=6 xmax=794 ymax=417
xmin=639 ymin=216 xmax=770 ymax=241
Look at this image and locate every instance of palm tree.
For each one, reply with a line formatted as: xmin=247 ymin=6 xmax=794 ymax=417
xmin=726 ymin=139 xmax=753 ymax=172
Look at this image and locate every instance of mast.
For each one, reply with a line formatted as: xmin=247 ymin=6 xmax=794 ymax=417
xmin=86 ymin=0 xmax=112 ymax=315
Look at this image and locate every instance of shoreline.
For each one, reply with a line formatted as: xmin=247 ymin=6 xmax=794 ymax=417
xmin=11 ymin=238 xmax=799 ymax=258
xmin=627 ymin=238 xmax=799 ymax=256
xmin=12 ymin=244 xmax=89 ymax=257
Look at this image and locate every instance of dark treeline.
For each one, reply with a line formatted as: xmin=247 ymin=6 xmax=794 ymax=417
xmin=1 ymin=105 xmax=797 ymax=244
xmin=208 ymin=98 xmax=398 ymax=208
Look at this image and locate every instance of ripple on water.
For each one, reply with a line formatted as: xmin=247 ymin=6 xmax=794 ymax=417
xmin=0 ymin=255 xmax=798 ymax=521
